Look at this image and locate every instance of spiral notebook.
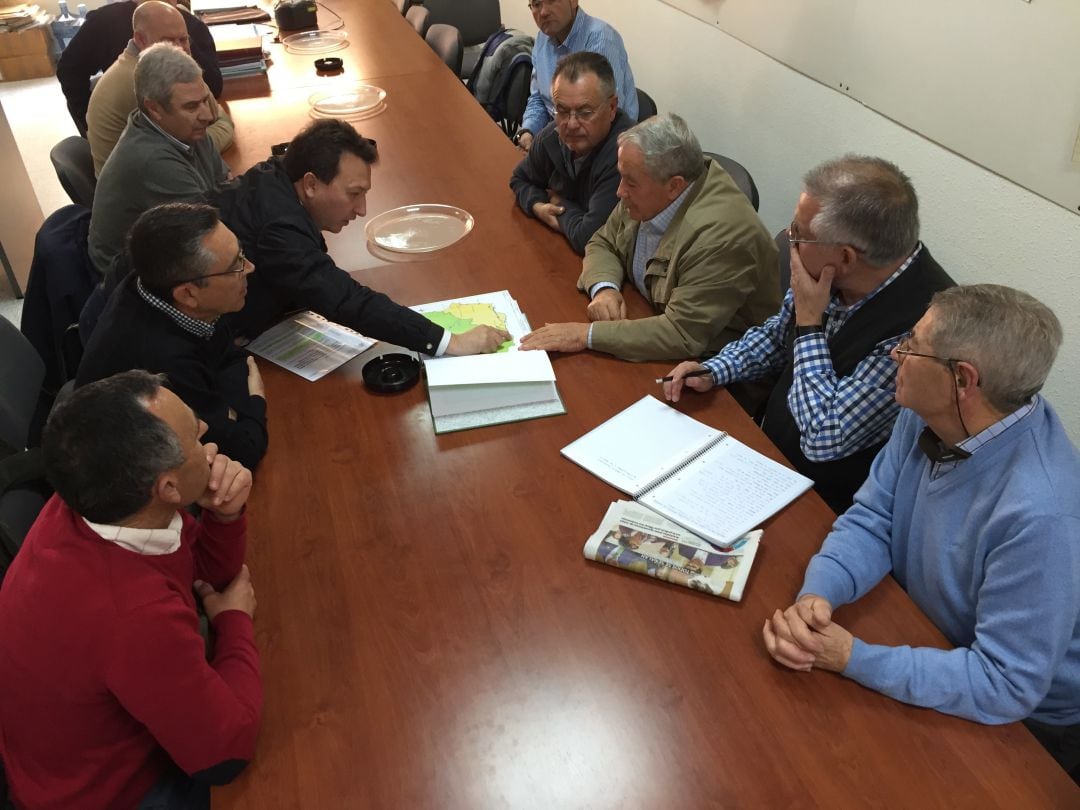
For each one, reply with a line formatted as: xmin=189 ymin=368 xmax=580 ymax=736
xmin=561 ymin=396 xmax=813 ymax=547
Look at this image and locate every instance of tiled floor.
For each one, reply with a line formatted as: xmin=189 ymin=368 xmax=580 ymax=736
xmin=0 ymin=76 xmax=77 ymax=326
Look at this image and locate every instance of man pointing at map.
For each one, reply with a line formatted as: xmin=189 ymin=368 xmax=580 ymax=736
xmin=217 ymin=120 xmax=508 ymax=355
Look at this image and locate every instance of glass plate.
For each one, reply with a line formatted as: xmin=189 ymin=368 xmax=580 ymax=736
xmin=365 ymin=205 xmax=475 ymax=253
xmin=308 ymin=85 xmax=387 ymax=119
xmin=282 ymin=30 xmax=349 ymax=54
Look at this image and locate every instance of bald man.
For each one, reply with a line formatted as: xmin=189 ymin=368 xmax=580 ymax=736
xmin=57 ymin=0 xmax=221 ymax=137
xmin=87 ymin=0 xmax=233 ymax=175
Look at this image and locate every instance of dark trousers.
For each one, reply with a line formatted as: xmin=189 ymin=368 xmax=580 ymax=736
xmin=137 ymin=766 xmax=210 ymax=810
xmin=1024 ymin=717 xmax=1080 ymax=786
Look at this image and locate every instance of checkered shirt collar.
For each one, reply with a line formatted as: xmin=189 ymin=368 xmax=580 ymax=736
xmin=136 ymin=277 xmax=216 ymax=339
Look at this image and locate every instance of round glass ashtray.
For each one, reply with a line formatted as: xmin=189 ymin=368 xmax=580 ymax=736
xmin=308 ymin=85 xmax=387 ymax=120
xmin=283 ymin=29 xmax=349 ymax=54
xmin=364 ymin=205 xmax=475 ymax=254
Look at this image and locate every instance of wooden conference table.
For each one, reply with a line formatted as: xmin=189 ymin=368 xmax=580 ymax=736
xmin=214 ymin=2 xmax=1077 ymax=806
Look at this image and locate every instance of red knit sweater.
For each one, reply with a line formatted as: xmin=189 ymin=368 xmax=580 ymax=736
xmin=0 ymin=495 xmax=262 ymax=810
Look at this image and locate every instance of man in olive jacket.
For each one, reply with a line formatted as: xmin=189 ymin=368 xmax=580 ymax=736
xmin=521 ymin=113 xmax=778 ymax=362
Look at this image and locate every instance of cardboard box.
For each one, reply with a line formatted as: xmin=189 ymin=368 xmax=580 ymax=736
xmin=0 ymin=51 xmax=54 ymax=80
xmin=0 ymin=22 xmax=53 ymax=58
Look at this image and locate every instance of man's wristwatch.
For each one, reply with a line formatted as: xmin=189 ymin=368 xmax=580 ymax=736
xmin=513 ymin=129 xmax=531 ymax=146
xmin=794 ymin=324 xmax=824 ymax=338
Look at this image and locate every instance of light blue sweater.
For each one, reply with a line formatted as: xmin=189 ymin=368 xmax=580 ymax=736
xmin=800 ymin=398 xmax=1080 ymax=725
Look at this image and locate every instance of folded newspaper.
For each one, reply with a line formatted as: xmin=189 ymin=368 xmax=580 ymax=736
xmin=583 ymin=501 xmax=761 ymax=602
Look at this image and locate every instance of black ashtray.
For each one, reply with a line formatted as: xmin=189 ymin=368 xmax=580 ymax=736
xmin=314 ymin=57 xmax=343 ymax=73
xmin=362 ymin=353 xmax=420 ymax=393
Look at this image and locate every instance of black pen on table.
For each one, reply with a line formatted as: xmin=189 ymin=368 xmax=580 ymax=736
xmin=654 ymin=369 xmax=712 ymax=384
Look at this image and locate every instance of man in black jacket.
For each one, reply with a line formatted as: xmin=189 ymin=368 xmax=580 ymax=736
xmin=78 ymin=203 xmax=268 ymax=471
xmin=216 ymin=119 xmax=508 ymax=356
xmin=57 ymin=0 xmax=221 ymax=136
xmin=510 ymin=51 xmax=632 ymax=255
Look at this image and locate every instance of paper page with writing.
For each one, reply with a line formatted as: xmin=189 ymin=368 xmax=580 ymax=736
xmin=639 ymin=436 xmax=812 ymax=546
xmin=246 ymin=311 xmax=375 ymax=381
xmin=560 ymin=396 xmax=720 ymax=495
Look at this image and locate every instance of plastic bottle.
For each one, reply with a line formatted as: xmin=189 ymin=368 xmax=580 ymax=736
xmin=52 ymin=1 xmax=78 ymax=51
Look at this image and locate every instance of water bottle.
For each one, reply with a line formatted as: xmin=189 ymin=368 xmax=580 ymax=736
xmin=52 ymin=0 xmax=78 ymax=51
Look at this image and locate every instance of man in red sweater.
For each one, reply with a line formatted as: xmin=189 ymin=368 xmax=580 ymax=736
xmin=0 ymin=370 xmax=262 ymax=809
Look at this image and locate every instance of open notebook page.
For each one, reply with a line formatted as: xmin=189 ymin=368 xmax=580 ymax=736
xmin=640 ymin=435 xmax=812 ymax=546
xmin=560 ymin=396 xmax=720 ymax=495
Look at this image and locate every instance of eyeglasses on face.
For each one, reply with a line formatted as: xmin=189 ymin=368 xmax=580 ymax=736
xmin=787 ymin=220 xmax=865 ymax=253
xmin=554 ymin=105 xmax=599 ymax=123
xmin=176 ymin=249 xmax=249 ymax=284
xmin=893 ymin=334 xmax=961 ymax=366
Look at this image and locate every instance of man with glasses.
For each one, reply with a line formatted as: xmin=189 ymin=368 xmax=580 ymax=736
xmin=87 ymin=0 xmax=234 ymax=176
xmin=510 ymin=51 xmax=632 ymax=254
xmin=763 ymin=285 xmax=1080 ymax=785
xmin=515 ymin=0 xmax=637 ymax=152
xmin=521 ymin=113 xmax=778 ymax=362
xmin=663 ymin=155 xmax=954 ymax=513
xmin=78 ymin=203 xmax=268 ymax=471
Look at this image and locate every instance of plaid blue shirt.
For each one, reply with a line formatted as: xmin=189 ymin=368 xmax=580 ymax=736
xmin=931 ymin=398 xmax=1038 ymax=479
xmin=136 ymin=277 xmax=216 ymax=339
xmin=521 ymin=8 xmax=638 ymax=135
xmin=703 ymin=244 xmax=923 ymax=462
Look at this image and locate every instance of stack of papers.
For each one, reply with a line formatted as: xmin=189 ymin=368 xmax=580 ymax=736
xmin=246 ymin=311 xmax=375 ymax=381
xmin=209 ymin=23 xmax=270 ymax=76
xmin=411 ymin=290 xmax=565 ymax=433
xmin=0 ymin=5 xmax=45 ymax=32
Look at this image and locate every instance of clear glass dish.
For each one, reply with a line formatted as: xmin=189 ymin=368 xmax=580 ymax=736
xmin=308 ymin=85 xmax=387 ymax=119
xmin=364 ymin=205 xmax=475 ymax=253
xmin=282 ymin=29 xmax=349 ymax=54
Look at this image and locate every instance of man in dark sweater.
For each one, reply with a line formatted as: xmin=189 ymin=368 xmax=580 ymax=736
xmin=0 ymin=370 xmax=261 ymax=809
xmin=509 ymin=51 xmax=633 ymax=255
xmin=663 ymin=156 xmax=954 ymax=513
xmin=217 ymin=119 xmax=507 ymax=356
xmin=57 ymin=0 xmax=221 ymax=136
xmin=78 ymin=203 xmax=268 ymax=471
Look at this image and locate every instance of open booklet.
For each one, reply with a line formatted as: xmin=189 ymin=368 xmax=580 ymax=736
xmin=584 ymin=501 xmax=762 ymax=602
xmin=411 ymin=290 xmax=565 ymax=432
xmin=246 ymin=311 xmax=375 ymax=381
xmin=562 ymin=396 xmax=812 ymax=547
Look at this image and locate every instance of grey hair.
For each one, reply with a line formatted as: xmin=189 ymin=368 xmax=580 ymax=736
xmin=135 ymin=42 xmax=202 ymax=109
xmin=803 ymin=155 xmax=920 ymax=267
xmin=43 ymin=371 xmax=186 ymax=524
xmin=552 ymin=51 xmax=616 ymax=101
xmin=617 ymin=112 xmax=704 ymax=184
xmin=928 ymin=284 xmax=1062 ymax=413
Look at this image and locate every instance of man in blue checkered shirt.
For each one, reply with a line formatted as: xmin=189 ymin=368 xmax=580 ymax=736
xmin=663 ymin=156 xmax=954 ymax=513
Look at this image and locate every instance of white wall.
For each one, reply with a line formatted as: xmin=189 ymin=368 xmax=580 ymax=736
xmin=502 ymin=0 xmax=1080 ymax=441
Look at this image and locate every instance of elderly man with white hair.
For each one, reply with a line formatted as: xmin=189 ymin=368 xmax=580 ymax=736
xmin=88 ymin=42 xmax=230 ymax=280
xmin=521 ymin=112 xmax=779 ymax=363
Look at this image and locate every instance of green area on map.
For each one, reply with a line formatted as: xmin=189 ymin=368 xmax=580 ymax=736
xmin=422 ymin=303 xmax=514 ymax=352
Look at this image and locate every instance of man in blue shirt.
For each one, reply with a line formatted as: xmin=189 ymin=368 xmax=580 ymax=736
xmin=764 ymin=284 xmax=1080 ymax=784
xmin=515 ymin=0 xmax=637 ymax=152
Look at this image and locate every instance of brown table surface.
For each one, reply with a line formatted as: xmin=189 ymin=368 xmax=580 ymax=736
xmin=214 ymin=2 xmax=1079 ymax=806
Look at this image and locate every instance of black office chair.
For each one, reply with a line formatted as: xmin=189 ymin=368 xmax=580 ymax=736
xmin=423 ymin=0 xmax=501 ymax=77
xmin=636 ymin=88 xmax=657 ymax=122
xmin=405 ymin=5 xmax=430 ymax=37
xmin=703 ymin=151 xmax=760 ymax=212
xmin=775 ymin=228 xmax=791 ymax=294
xmin=49 ymin=136 xmax=96 ymax=209
xmin=426 ymin=24 xmax=463 ymax=77
xmin=391 ymin=0 xmax=411 ymax=15
xmin=0 ymin=315 xmax=50 ymax=575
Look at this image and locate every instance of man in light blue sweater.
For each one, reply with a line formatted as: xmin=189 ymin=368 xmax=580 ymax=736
xmin=763 ymin=284 xmax=1080 ymax=782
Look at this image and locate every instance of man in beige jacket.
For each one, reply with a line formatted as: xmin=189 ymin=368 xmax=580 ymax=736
xmin=521 ymin=113 xmax=778 ymax=362
xmin=87 ymin=0 xmax=233 ymax=176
